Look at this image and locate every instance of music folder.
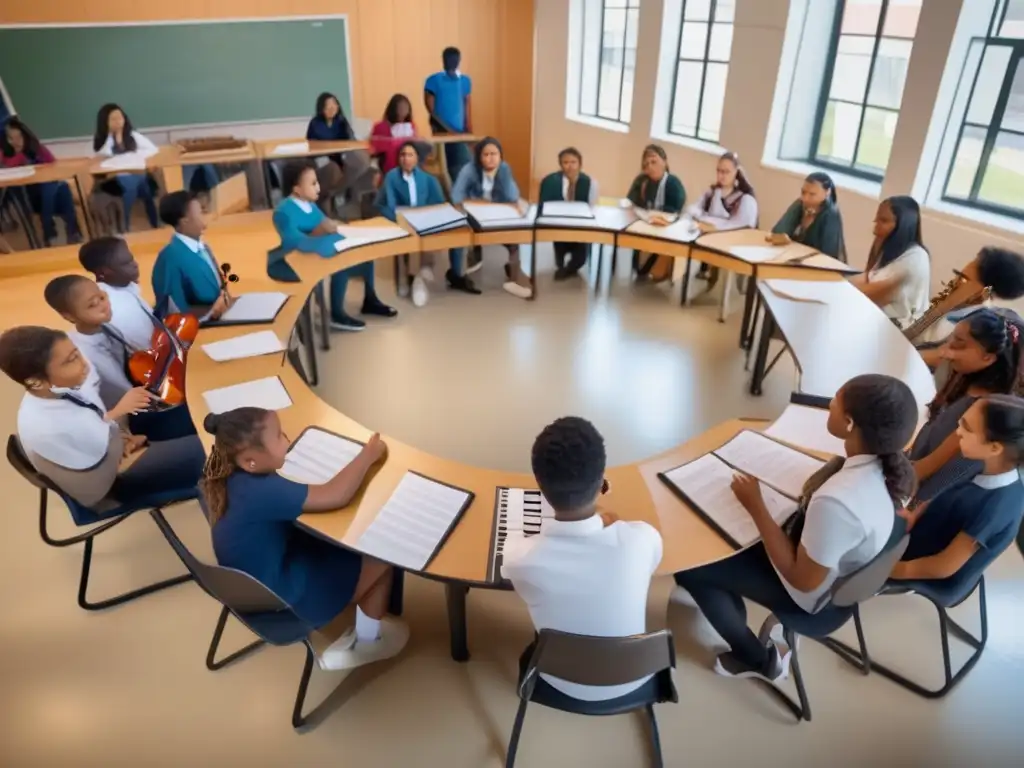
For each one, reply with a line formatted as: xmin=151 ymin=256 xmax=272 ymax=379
xmin=400 ymin=205 xmax=469 ymax=235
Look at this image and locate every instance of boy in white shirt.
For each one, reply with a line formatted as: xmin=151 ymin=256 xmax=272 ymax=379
xmin=78 ymin=237 xmax=156 ymax=351
xmin=501 ymin=417 xmax=663 ymax=703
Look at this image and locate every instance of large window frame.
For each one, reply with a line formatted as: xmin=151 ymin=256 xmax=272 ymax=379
xmin=940 ymin=2 xmax=1024 ymax=220
xmin=576 ymin=0 xmax=641 ymax=126
xmin=809 ymin=0 xmax=920 ymax=181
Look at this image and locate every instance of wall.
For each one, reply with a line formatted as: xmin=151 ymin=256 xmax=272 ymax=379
xmin=533 ymin=0 xmax=1023 ymax=288
xmin=1 ymin=0 xmax=535 ymax=186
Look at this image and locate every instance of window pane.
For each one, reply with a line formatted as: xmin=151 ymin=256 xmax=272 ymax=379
xmin=698 ymin=62 xmax=729 ymax=142
xmin=1000 ymin=59 xmax=1024 ymax=133
xmin=841 ymin=0 xmax=882 ymax=35
xmin=854 ymin=107 xmax=898 ymax=171
xmin=620 ymin=8 xmax=639 ymax=122
xmin=579 ymin=2 xmax=601 ymax=116
xmin=670 ymin=60 xmax=705 ymax=136
xmin=679 ymin=21 xmax=708 ymax=58
xmin=966 ymin=46 xmax=1013 ymax=126
xmin=714 ymin=0 xmax=736 ymax=23
xmin=684 ymin=0 xmax=712 ymax=21
xmin=977 ymin=131 xmax=1024 ymax=212
xmin=882 ymin=0 xmax=922 ymax=39
xmin=1000 ymin=0 xmax=1024 ymax=38
xmin=817 ymin=100 xmax=863 ymax=164
xmin=867 ymin=37 xmax=912 ymax=109
xmin=829 ymin=35 xmax=875 ymax=102
xmin=597 ymin=8 xmax=627 ymax=120
xmin=708 ymin=22 xmax=734 ymax=62
xmin=945 ymin=125 xmax=987 ymax=198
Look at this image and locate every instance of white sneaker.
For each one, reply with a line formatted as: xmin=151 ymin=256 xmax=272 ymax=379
xmin=412 ymin=275 xmax=430 ymax=307
xmin=419 ymin=266 xmax=435 ymax=283
xmin=317 ymin=619 xmax=409 ymax=671
xmin=397 ymin=280 xmax=410 ymax=299
xmin=316 ymin=629 xmax=356 ymax=671
xmin=503 ymin=281 xmax=532 ymax=300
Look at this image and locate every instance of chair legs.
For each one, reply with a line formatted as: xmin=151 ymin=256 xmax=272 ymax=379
xmin=38 ymin=489 xmax=123 ymax=548
xmin=818 ymin=606 xmax=872 ymax=675
xmin=504 ymin=698 xmax=529 ymax=768
xmin=758 ymin=627 xmax=812 ymax=722
xmin=77 ymin=532 xmax=193 ymax=611
xmin=206 ymin=605 xmax=266 ymax=670
xmin=291 ymin=643 xmax=317 ymax=730
xmin=645 ymin=704 xmax=664 ymax=768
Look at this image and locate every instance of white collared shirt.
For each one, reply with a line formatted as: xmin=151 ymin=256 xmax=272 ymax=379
xmin=974 ymin=469 xmax=1021 ymax=489
xmin=289 ymin=196 xmax=314 ymax=214
xmin=403 ymin=171 xmax=417 ymax=206
xmin=68 ymin=329 xmax=134 ymax=410
xmin=390 ymin=122 xmax=415 ymax=138
xmin=95 ymin=130 xmax=158 ymax=157
xmin=501 ymin=515 xmax=663 ymax=701
xmin=561 ymin=174 xmax=600 ymax=204
xmin=174 ymin=232 xmax=221 ymax=285
xmin=99 ymin=282 xmax=156 ymax=351
xmin=481 ymin=172 xmax=495 ymax=202
xmin=870 ymin=244 xmax=931 ymax=330
xmin=17 ymin=384 xmax=113 ymax=471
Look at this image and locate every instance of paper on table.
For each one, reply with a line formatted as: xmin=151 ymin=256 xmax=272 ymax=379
xmin=99 ymin=151 xmax=156 ymax=171
xmin=730 ymin=245 xmax=789 ymax=263
xmin=200 ymin=330 xmax=285 ymax=362
xmin=627 ymin=219 xmax=700 ymax=242
xmin=280 ymin=428 xmax=364 ymax=485
xmin=663 ymin=454 xmax=797 ymax=548
xmin=272 ymin=141 xmax=310 ymax=155
xmin=541 ymin=201 xmax=594 ymax=218
xmin=634 ymin=208 xmax=679 ymax=224
xmin=714 ymin=430 xmax=824 ymax=499
xmin=217 ymin=292 xmax=289 ymax=323
xmin=0 ymin=166 xmax=36 ymax=181
xmin=400 ymin=205 xmax=467 ymax=233
xmin=335 ymin=225 xmax=409 ymax=242
xmin=463 ymin=202 xmax=533 ymax=225
xmin=355 ymin=472 xmax=471 ymax=571
xmin=765 ymin=405 xmax=846 ymax=457
xmin=764 ymin=279 xmax=848 ymax=304
xmin=203 ymin=376 xmax=292 ymax=414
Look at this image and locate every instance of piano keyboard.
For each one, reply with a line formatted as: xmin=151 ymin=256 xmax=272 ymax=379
xmin=488 ymin=487 xmax=556 ymax=582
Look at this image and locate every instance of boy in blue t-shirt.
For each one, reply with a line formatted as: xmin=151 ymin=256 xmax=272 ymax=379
xmin=893 ymin=395 xmax=1024 ymax=581
xmin=424 ymin=46 xmax=473 ymax=182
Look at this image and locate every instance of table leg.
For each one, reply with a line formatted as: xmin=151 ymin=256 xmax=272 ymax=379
xmin=446 ymin=582 xmax=470 ymax=662
xmin=315 ymin=281 xmax=330 ymax=352
xmin=73 ymin=175 xmax=94 ymax=240
xmin=300 ymin=297 xmax=319 ymax=387
xmin=162 ymin=165 xmax=184 ymax=195
xmin=679 ymin=256 xmax=693 ymax=306
xmin=529 ymin=230 xmax=537 ymax=300
xmin=261 ymin=159 xmax=274 ymax=212
xmin=739 ymin=278 xmax=757 ymax=349
xmin=749 ymin=307 xmax=775 ymax=397
xmin=388 ymin=570 xmax=405 ymax=617
xmin=13 ymin=188 xmax=42 ymax=249
xmin=719 ymin=271 xmax=732 ymax=323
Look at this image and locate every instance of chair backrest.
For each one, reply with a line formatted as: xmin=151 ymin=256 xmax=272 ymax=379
xmin=830 ymin=514 xmax=909 ymax=608
xmin=149 ymin=509 xmax=289 ymax=614
xmin=523 ymin=629 xmax=675 ymax=689
xmin=7 ymin=434 xmax=52 ymax=492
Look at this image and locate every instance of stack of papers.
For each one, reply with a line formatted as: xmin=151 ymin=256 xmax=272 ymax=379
xmin=99 ymin=151 xmax=157 ymax=171
xmin=200 ymin=330 xmax=285 ymax=362
xmin=203 ymin=376 xmax=292 ymax=414
xmin=627 ymin=218 xmax=700 ymax=242
xmin=539 ymin=201 xmax=594 ymax=219
xmin=271 ymin=141 xmax=310 ymax=156
xmin=400 ymin=205 xmax=468 ymax=235
xmin=634 ymin=208 xmax=679 ymax=224
xmin=213 ymin=292 xmax=289 ymax=325
xmin=463 ymin=202 xmax=535 ymax=228
xmin=280 ymin=428 xmax=364 ymax=484
xmin=730 ymin=245 xmax=789 ymax=263
xmin=334 ymin=226 xmax=410 ymax=253
xmin=0 ymin=166 xmax=36 ymax=181
xmin=765 ymin=404 xmax=846 ymax=457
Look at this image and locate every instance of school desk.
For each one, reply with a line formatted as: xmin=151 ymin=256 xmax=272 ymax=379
xmin=0 ymin=158 xmax=94 ymax=245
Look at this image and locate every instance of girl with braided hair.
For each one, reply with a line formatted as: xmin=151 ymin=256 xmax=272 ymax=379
xmin=202 ymin=407 xmax=408 ymax=671
xmin=910 ymin=309 xmax=1024 ymax=503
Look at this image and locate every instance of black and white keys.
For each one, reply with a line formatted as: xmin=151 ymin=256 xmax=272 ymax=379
xmin=489 ymin=487 xmax=556 ymax=581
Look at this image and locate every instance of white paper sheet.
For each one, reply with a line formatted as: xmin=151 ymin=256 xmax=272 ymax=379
xmin=0 ymin=166 xmax=36 ymax=181
xmin=271 ymin=141 xmax=310 ymax=155
xmin=714 ymin=430 xmax=824 ymax=499
xmin=203 ymin=376 xmax=292 ymax=414
xmin=99 ymin=151 xmax=156 ymax=171
xmin=729 ymin=245 xmax=789 ymax=263
xmin=335 ymin=225 xmax=409 ymax=242
xmin=355 ymin=472 xmax=471 ymax=571
xmin=400 ymin=205 xmax=468 ymax=233
xmin=627 ymin=219 xmax=700 ymax=242
xmin=216 ymin=292 xmax=289 ymax=324
xmin=200 ymin=330 xmax=285 ymax=362
xmin=663 ymin=453 xmax=797 ymax=548
xmin=279 ymin=428 xmax=364 ymax=485
xmin=765 ymin=405 xmax=846 ymax=457
xmin=764 ymin=279 xmax=847 ymax=304
xmin=634 ymin=208 xmax=679 ymax=224
xmin=540 ymin=201 xmax=594 ymax=218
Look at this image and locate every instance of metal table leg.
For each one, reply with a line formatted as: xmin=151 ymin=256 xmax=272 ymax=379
xmin=446 ymin=583 xmax=470 ymax=662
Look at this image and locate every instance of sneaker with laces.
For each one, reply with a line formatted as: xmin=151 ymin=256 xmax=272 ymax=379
xmin=713 ymin=643 xmax=788 ymax=683
xmin=503 ymin=281 xmax=532 ymax=300
xmin=317 ymin=619 xmax=410 ymax=671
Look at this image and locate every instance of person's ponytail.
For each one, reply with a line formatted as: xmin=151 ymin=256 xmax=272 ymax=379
xmin=878 ymin=452 xmax=916 ymax=507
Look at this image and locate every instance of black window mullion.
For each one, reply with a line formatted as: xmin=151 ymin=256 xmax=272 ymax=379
xmin=969 ymin=48 xmax=1022 ymax=200
xmin=692 ymin=0 xmax=717 ymax=137
xmin=810 ymin=0 xmax=847 ymax=165
xmin=850 ymin=0 xmax=889 ymax=166
xmin=594 ymin=0 xmax=608 ymax=118
xmin=667 ymin=2 xmax=687 ymax=136
xmin=578 ymin=0 xmax=588 ymax=116
xmin=617 ymin=7 xmax=634 ymax=121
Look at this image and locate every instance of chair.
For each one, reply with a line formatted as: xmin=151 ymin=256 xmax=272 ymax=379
xmin=756 ymin=521 xmax=910 ymax=722
xmin=6 ymin=435 xmax=194 ymax=610
xmin=88 ymin=189 xmax=124 ymax=236
xmin=506 ymin=629 xmax=678 ymax=768
xmin=148 ymin=509 xmax=333 ymax=730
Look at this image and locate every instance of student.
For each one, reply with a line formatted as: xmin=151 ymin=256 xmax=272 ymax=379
xmin=0 ymin=325 xmax=204 ymax=510
xmin=273 ymin=160 xmax=396 ymax=331
xmin=627 ymin=144 xmax=687 ymax=282
xmin=152 ymin=191 xmax=231 ymax=321
xmin=450 ymin=137 xmax=531 ymax=299
xmin=79 ymin=236 xmax=155 ymax=351
xmin=502 ymin=417 xmax=663 ymax=702
xmin=538 ymin=147 xmax=600 ymax=280
xmin=770 ymin=172 xmax=845 ymax=260
xmin=686 ymin=150 xmax=757 ymax=233
xmin=850 ymin=196 xmax=930 ymax=329
xmin=304 ymin=92 xmax=374 ymax=215
xmin=909 ymin=309 xmax=1024 ymax=503
xmin=1 ymin=116 xmax=82 ymax=245
xmin=203 ymin=407 xmax=407 ymax=670
xmin=92 ymin=103 xmax=159 ymax=230
xmin=370 ymin=94 xmax=430 ymax=175
xmin=894 ymin=395 xmax=1024 ymax=581
xmin=424 ymin=47 xmax=473 ymax=183
xmin=375 ymin=141 xmax=480 ymax=305
xmin=673 ymin=374 xmax=917 ymax=681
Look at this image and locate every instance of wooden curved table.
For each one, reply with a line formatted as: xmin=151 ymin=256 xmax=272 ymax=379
xmin=174 ymin=213 xmax=935 ymax=661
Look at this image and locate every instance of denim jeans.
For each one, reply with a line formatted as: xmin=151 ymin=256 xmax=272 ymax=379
xmin=444 ymin=141 xmax=472 ymax=276
xmin=26 ymin=181 xmax=80 ymax=241
xmin=183 ymin=163 xmax=219 ymax=192
xmin=330 ymin=261 xmax=378 ymax=318
xmin=110 ymin=435 xmax=205 ymax=508
xmin=116 ymin=173 xmax=158 ymax=229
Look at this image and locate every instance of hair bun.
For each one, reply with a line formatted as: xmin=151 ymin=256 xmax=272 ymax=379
xmin=203 ymin=413 xmax=221 ymax=435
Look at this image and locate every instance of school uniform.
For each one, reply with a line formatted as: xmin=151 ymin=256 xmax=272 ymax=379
xmin=772 ymin=199 xmax=845 ymax=261
xmin=152 ymin=233 xmax=223 ymax=319
xmin=908 ymin=397 xmax=983 ymax=503
xmin=99 ymin=281 xmax=158 ymax=351
xmin=424 ymin=70 xmax=473 ymax=182
xmin=211 ymin=471 xmax=363 ymax=627
xmin=369 ymin=120 xmax=424 ymax=173
xmin=627 ymin=172 xmax=687 ymax=278
xmin=869 ymin=244 xmax=931 ymax=330
xmin=686 ymin=187 xmax=758 ymax=231
xmin=450 ymin=161 xmax=520 ymax=205
xmin=95 ymin=131 xmax=159 ymax=229
xmin=375 ymin=166 xmax=446 ymax=221
xmin=501 ymin=516 xmax=663 ymax=702
xmin=1 ymin=143 xmax=80 ymax=243
xmin=539 ymin=171 xmax=600 ymax=274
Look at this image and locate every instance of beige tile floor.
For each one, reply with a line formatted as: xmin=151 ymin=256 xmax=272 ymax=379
xmin=1 ymin=249 xmax=1023 ymax=767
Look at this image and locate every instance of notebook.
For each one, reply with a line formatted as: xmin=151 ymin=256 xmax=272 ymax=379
xmin=463 ymin=202 xmax=536 ymax=229
xmin=400 ymin=205 xmax=469 ymax=235
xmin=538 ymin=201 xmax=594 ymax=219
xmin=280 ymin=427 xmax=364 ymax=484
xmin=206 ymin=292 xmax=289 ymax=326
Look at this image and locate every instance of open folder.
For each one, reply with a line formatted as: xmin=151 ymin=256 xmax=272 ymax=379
xmin=400 ymin=204 xmax=469 ymax=235
xmin=205 ymin=292 xmax=290 ymax=326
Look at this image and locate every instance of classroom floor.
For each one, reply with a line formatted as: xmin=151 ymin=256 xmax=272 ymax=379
xmin=1 ymin=249 xmax=1022 ymax=767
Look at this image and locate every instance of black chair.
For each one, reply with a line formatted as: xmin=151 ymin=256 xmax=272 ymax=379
xmin=507 ymin=629 xmax=678 ymax=768
xmin=6 ymin=435 xmax=194 ymax=610
xmin=149 ymin=509 xmax=334 ymax=730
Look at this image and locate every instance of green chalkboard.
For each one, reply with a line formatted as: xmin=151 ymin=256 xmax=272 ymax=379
xmin=0 ymin=18 xmax=352 ymax=140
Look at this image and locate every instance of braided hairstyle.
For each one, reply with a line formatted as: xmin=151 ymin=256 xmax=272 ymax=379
xmin=931 ymin=309 xmax=1024 ymax=419
xmin=200 ymin=407 xmax=271 ymax=525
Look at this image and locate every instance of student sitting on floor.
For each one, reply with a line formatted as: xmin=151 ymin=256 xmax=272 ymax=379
xmin=1 ymin=116 xmax=82 ymax=246
xmin=92 ymin=103 xmax=159 ymax=231
xmin=152 ymin=191 xmax=231 ymax=321
xmin=537 ymin=147 xmax=600 ymax=281
xmin=272 ymin=160 xmax=397 ymax=331
xmin=79 ymin=236 xmax=156 ymax=351
xmin=894 ymin=395 xmax=1024 ymax=581
xmin=910 ymin=309 xmax=1024 ymax=503
xmin=0 ymin=326 xmax=204 ymax=510
xmin=203 ymin=407 xmax=407 ymax=670
xmin=673 ymin=374 xmax=918 ymax=682
xmin=376 ymin=140 xmax=480 ymax=305
xmin=770 ymin=172 xmax=846 ymax=261
xmin=502 ymin=417 xmax=664 ymax=702
xmin=627 ymin=144 xmax=687 ymax=282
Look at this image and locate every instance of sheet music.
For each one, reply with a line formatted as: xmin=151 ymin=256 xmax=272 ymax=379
xmin=627 ymin=219 xmax=699 ymax=242
xmin=729 ymin=245 xmax=788 ymax=263
xmin=541 ymin=201 xmax=594 ymax=218
xmin=271 ymin=141 xmax=310 ymax=155
xmin=279 ymin=428 xmax=364 ymax=484
xmin=765 ymin=405 xmax=846 ymax=457
xmin=714 ymin=430 xmax=824 ymax=499
xmin=200 ymin=330 xmax=285 ymax=362
xmin=400 ymin=205 xmax=467 ymax=233
xmin=99 ymin=151 xmax=156 ymax=171
xmin=203 ymin=376 xmax=292 ymax=414
xmin=663 ymin=454 xmax=797 ymax=548
xmin=355 ymin=472 xmax=471 ymax=571
xmin=335 ymin=225 xmax=409 ymax=242
xmin=0 ymin=166 xmax=36 ymax=181
xmin=217 ymin=292 xmax=289 ymax=323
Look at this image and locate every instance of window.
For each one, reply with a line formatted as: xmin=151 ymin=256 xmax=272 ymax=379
xmin=942 ymin=0 xmax=1024 ymax=218
xmin=667 ymin=0 xmax=735 ymax=143
xmin=576 ymin=0 xmax=641 ymax=125
xmin=812 ymin=0 xmax=922 ymax=178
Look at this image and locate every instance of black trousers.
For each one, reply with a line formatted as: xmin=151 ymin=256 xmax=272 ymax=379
xmin=554 ymin=242 xmax=588 ymax=272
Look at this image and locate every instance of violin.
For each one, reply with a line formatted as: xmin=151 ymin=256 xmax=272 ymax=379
xmin=128 ymin=312 xmax=199 ymax=405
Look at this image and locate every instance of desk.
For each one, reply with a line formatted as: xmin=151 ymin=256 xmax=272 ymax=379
xmin=0 ymin=159 xmax=93 ymax=246
xmin=254 ymin=139 xmax=371 ymax=211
